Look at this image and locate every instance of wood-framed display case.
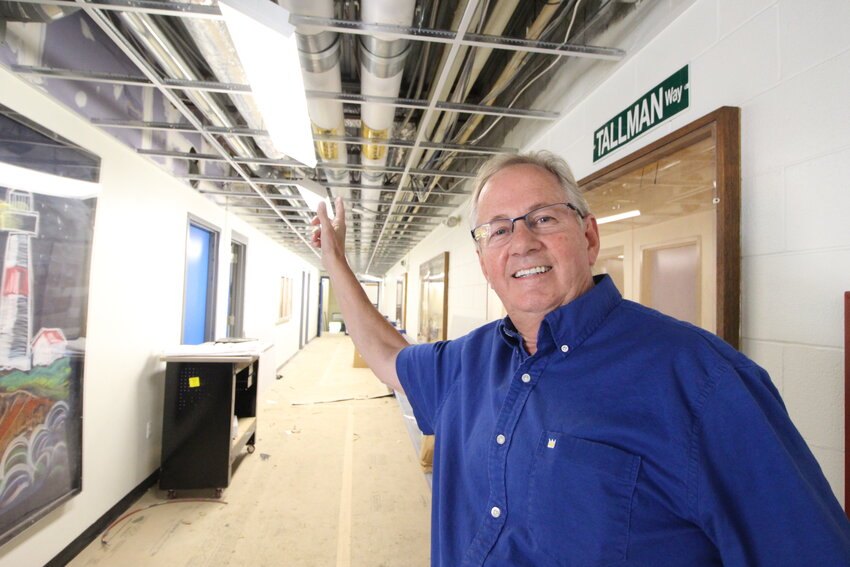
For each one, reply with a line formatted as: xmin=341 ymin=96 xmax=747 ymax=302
xmin=578 ymin=106 xmax=741 ymax=348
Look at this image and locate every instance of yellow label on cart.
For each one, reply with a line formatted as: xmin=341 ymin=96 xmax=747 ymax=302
xmin=188 ymin=377 xmax=200 ymax=388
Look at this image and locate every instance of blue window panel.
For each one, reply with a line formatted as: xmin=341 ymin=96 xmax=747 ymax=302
xmin=183 ymin=223 xmax=212 ymax=345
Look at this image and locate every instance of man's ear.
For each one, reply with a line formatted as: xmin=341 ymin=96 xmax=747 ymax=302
xmin=584 ymin=215 xmax=601 ymax=266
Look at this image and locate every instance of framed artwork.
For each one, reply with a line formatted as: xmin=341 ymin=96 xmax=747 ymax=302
xmin=0 ymin=104 xmax=98 ymax=545
xmin=278 ymin=276 xmax=292 ymax=323
xmin=579 ymin=107 xmax=741 ymax=348
xmin=418 ymin=252 xmax=448 ymax=344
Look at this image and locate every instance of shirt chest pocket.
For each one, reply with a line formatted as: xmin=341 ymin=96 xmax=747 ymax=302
xmin=528 ymin=432 xmax=641 ymax=566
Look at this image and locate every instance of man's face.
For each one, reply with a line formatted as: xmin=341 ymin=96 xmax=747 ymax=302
xmin=475 ymin=163 xmax=600 ymax=324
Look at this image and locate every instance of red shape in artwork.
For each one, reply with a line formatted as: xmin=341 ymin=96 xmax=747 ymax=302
xmin=2 ymin=266 xmax=29 ymax=296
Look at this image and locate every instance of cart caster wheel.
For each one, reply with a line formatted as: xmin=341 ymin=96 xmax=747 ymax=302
xmin=167 ymin=490 xmax=177 ymax=499
xmin=246 ymin=444 xmax=255 ymax=454
xmin=215 ymin=488 xmax=223 ymax=498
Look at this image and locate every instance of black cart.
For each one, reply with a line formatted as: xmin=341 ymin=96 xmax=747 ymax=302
xmin=159 ymin=346 xmax=264 ymax=498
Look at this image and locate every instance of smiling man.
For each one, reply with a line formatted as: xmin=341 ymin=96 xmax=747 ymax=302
xmin=469 ymin=158 xmax=599 ymax=355
xmin=312 ymin=151 xmax=850 ymax=566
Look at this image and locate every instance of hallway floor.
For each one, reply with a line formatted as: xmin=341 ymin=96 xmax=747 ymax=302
xmin=69 ymin=335 xmax=431 ymax=566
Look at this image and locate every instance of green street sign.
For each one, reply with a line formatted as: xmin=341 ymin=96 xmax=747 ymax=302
xmin=593 ymin=65 xmax=689 ymax=162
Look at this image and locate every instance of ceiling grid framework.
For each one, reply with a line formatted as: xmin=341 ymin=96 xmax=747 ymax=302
xmin=0 ymin=0 xmax=648 ymax=275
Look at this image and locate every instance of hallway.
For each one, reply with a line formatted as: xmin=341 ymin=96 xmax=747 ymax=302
xmin=68 ymin=335 xmax=431 ymax=566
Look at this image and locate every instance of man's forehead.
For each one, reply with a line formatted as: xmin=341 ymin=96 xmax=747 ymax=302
xmin=482 ymin=164 xmax=558 ymax=193
xmin=477 ymin=166 xmax=563 ymax=216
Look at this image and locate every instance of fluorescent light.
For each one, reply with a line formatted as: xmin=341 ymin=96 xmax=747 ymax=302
xmin=293 ymin=178 xmax=329 ymax=212
xmin=596 ymin=209 xmax=640 ymax=225
xmin=0 ymin=161 xmax=100 ymax=199
xmin=219 ymin=0 xmax=317 ymax=168
xmin=296 ymin=188 xmax=326 ymax=211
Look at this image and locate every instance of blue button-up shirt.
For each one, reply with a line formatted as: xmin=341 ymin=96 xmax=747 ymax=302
xmin=397 ymin=275 xmax=850 ymax=566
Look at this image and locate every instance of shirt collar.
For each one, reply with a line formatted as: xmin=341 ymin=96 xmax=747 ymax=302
xmin=499 ymin=314 xmax=523 ymax=348
xmin=497 ymin=274 xmax=622 ymax=355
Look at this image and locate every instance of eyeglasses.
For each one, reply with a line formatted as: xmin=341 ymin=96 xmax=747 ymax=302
xmin=470 ymin=202 xmax=584 ymax=248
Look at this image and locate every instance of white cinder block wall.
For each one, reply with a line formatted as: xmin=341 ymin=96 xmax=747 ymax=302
xmin=0 ymin=65 xmax=319 ymax=567
xmin=383 ymin=0 xmax=850 ymax=504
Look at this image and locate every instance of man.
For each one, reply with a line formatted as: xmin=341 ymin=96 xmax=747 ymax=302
xmin=311 ymin=151 xmax=850 ymax=566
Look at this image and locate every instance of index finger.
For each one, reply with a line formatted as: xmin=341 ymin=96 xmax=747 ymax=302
xmin=313 ymin=200 xmax=328 ymax=226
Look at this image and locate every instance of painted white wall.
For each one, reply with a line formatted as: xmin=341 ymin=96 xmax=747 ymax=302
xmin=0 ymin=65 xmax=319 ymax=567
xmin=388 ymin=0 xmax=850 ymax=505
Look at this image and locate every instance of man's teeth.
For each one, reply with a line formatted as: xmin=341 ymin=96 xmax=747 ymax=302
xmin=513 ymin=266 xmax=552 ymax=278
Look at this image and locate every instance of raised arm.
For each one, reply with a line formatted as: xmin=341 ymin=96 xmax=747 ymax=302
xmin=311 ymin=197 xmax=408 ymax=393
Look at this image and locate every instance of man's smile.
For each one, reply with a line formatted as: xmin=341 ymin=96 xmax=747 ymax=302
xmin=512 ymin=266 xmax=552 ymax=278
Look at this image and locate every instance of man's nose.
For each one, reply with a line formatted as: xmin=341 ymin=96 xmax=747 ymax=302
xmin=508 ymin=218 xmax=541 ymax=252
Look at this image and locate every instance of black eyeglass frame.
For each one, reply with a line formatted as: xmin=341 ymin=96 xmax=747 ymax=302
xmin=470 ymin=202 xmax=585 ymax=245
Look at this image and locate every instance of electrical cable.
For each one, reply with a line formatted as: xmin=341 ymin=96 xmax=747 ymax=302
xmin=467 ymin=0 xmax=584 ymax=145
xmin=418 ymin=1 xmax=572 ymax=195
xmin=99 ymin=498 xmax=228 ymax=546
xmin=421 ymin=0 xmax=491 ymax=175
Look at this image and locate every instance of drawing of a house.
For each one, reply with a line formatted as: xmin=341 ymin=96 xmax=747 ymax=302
xmin=31 ymin=328 xmax=67 ymax=367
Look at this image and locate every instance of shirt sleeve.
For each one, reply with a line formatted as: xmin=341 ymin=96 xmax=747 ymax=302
xmin=396 ymin=340 xmax=462 ymax=436
xmin=691 ymin=361 xmax=850 ymax=565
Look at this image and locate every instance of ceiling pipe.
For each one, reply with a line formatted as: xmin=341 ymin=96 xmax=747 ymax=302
xmin=356 ymin=0 xmax=416 ymax=274
xmin=364 ymin=0 xmax=483 ymax=274
xmin=279 ymin=0 xmax=348 ymax=191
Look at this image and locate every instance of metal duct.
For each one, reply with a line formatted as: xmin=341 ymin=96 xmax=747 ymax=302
xmin=280 ymin=0 xmax=348 ymax=188
xmin=117 ymin=11 xmax=259 ymax=161
xmin=180 ymin=3 xmax=282 ymax=162
xmin=357 ymin=0 xmax=416 ymax=273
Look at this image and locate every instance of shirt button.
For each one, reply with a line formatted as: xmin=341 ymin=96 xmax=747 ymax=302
xmin=561 ymin=344 xmax=569 ymax=353
xmin=490 ymin=506 xmax=502 ymax=518
xmin=496 ymin=434 xmax=506 ymax=445
xmin=521 ymin=373 xmax=531 ymax=383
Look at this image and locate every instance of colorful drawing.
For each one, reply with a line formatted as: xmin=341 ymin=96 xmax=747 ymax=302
xmin=0 ymin=187 xmax=94 ymax=545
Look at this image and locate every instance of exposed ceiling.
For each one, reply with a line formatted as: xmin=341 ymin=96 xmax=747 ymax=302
xmin=0 ymin=0 xmax=661 ymax=276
